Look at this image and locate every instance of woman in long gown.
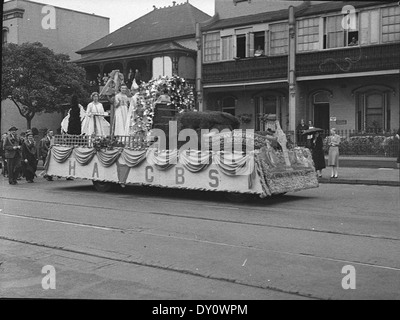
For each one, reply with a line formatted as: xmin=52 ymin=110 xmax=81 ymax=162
xmin=310 ymin=131 xmax=326 ymax=178
xmin=125 ymin=88 xmax=139 ymax=136
xmin=83 ymin=92 xmax=110 ymax=136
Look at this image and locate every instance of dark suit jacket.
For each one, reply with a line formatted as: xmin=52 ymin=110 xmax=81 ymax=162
xmin=3 ymin=135 xmax=21 ymax=159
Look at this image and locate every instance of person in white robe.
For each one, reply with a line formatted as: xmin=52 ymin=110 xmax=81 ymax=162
xmin=113 ymin=85 xmax=129 ymax=136
xmin=125 ymin=88 xmax=139 ymax=136
xmin=83 ymin=92 xmax=110 ymax=136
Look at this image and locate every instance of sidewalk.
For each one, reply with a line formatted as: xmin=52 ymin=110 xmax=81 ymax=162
xmin=318 ymin=167 xmax=399 ymax=187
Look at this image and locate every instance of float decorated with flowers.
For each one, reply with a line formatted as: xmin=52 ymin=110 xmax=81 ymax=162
xmin=45 ymin=76 xmax=318 ymax=200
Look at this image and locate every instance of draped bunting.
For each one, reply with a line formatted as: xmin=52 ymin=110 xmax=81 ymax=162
xmin=51 ymin=146 xmax=74 ymax=163
xmin=146 ymin=148 xmax=179 ymax=171
xmin=213 ymin=151 xmax=255 ymax=177
xmin=49 ymin=146 xmax=257 ymax=178
xmin=119 ymin=149 xmax=147 ymax=168
xmin=96 ymin=148 xmax=123 ymax=168
xmin=73 ymin=148 xmax=96 ymax=166
xmin=179 ymin=150 xmax=212 ymax=173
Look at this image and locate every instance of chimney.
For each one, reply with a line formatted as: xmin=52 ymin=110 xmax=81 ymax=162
xmin=173 ymin=1 xmax=176 ymax=5
xmin=153 ymin=5 xmax=157 ymax=10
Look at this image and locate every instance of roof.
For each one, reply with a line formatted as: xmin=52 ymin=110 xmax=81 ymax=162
xmin=78 ymin=2 xmax=211 ymax=54
xmin=202 ymin=1 xmax=394 ymax=31
xmin=3 ymin=0 xmax=109 ymax=20
xmin=73 ymin=42 xmax=195 ymax=64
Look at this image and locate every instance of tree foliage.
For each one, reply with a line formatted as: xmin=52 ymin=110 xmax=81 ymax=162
xmin=1 ymin=42 xmax=90 ymax=128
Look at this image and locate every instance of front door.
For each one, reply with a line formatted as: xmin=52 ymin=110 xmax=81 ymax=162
xmin=314 ymin=103 xmax=330 ymax=135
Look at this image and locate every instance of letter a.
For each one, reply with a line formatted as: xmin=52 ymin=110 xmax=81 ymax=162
xmin=341 ymin=265 xmax=356 ymax=290
xmin=41 ymin=5 xmax=56 ymax=30
xmin=42 ymin=265 xmax=56 ymax=290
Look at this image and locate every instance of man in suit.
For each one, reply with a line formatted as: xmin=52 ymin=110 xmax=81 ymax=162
xmin=3 ymin=126 xmax=22 ymax=185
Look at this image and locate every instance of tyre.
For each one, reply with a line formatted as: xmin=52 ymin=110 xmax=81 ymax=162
xmin=92 ymin=180 xmax=114 ymax=192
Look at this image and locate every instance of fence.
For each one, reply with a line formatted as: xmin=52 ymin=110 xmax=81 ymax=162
xmin=53 ymin=134 xmax=150 ymax=150
xmin=292 ymin=129 xmax=400 ymax=157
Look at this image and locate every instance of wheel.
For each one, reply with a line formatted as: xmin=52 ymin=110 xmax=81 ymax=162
xmin=92 ymin=180 xmax=114 ymax=192
xmin=224 ymin=192 xmax=254 ymax=203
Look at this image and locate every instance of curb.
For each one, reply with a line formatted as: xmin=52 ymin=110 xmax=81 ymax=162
xmin=319 ymin=178 xmax=400 ymax=187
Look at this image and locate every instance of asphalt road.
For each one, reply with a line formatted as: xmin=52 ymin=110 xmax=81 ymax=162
xmin=0 ymin=176 xmax=399 ymax=300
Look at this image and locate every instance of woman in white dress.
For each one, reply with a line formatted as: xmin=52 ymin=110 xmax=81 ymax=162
xmin=125 ymin=88 xmax=139 ymax=135
xmin=83 ymin=92 xmax=110 ymax=136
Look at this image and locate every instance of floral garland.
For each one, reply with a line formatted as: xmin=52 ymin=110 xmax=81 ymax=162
xmin=128 ymin=75 xmax=196 ymax=137
xmin=92 ymin=135 xmax=124 ymax=151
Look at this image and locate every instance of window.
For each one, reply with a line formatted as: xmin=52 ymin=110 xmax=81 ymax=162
xmin=222 ymin=97 xmax=236 ymax=116
xmin=221 ymin=36 xmax=233 ymax=60
xmin=297 ymin=17 xmax=320 ymax=52
xmin=356 ymin=91 xmax=390 ymax=132
xmin=360 ymin=9 xmax=380 ymax=45
xmin=324 ymin=14 xmax=358 ymax=49
xmin=254 ymin=31 xmax=265 ymax=56
xmin=204 ymin=32 xmax=220 ymax=63
xmin=382 ymin=6 xmax=400 ymax=43
xmin=152 ymin=56 xmax=172 ymax=78
xmin=236 ymin=34 xmax=246 ymax=58
xmin=2 ymin=28 xmax=8 ymax=46
xmin=270 ymin=23 xmax=288 ymax=55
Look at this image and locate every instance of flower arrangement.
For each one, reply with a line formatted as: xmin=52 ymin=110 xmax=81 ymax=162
xmin=92 ymin=135 xmax=124 ymax=151
xmin=128 ymin=75 xmax=196 ymax=137
xmin=237 ymin=113 xmax=252 ymax=124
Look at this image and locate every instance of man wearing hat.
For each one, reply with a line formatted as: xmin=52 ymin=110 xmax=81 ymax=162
xmin=3 ymin=126 xmax=22 ymax=185
xmin=21 ymin=130 xmax=38 ymax=183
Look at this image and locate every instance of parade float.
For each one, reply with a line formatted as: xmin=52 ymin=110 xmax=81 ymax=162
xmin=45 ymin=74 xmax=318 ymax=200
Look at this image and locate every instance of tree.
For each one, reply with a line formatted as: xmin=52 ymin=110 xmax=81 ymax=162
xmin=1 ymin=42 xmax=90 ymax=129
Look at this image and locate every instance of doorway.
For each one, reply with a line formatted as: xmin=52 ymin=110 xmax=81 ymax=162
xmin=314 ymin=103 xmax=330 ymax=135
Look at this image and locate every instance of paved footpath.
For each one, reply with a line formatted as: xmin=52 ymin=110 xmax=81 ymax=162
xmin=318 ymin=167 xmax=399 ymax=187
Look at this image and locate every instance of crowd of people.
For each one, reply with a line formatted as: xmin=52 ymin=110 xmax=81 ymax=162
xmin=296 ymin=119 xmax=341 ymax=179
xmin=0 ymin=126 xmax=58 ymax=185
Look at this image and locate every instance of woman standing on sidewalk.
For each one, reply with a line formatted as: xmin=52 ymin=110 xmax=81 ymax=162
xmin=310 ymin=131 xmax=326 ymax=178
xmin=328 ymin=128 xmax=341 ymax=178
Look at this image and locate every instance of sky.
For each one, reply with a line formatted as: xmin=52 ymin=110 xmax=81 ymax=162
xmin=12 ymin=0 xmax=215 ymax=32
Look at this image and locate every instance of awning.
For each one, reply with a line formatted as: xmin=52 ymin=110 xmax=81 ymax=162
xmin=73 ymin=42 xmax=195 ymax=64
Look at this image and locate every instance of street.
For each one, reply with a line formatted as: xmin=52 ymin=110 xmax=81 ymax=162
xmin=0 ymin=176 xmax=399 ymax=300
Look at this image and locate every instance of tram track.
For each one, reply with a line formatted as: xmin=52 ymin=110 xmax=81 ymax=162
xmin=1 ymin=183 xmax=399 ymax=299
xmin=1 ymin=211 xmax=400 ymax=272
xmin=0 ymin=235 xmax=320 ymax=300
xmin=0 ymin=194 xmax=398 ymax=242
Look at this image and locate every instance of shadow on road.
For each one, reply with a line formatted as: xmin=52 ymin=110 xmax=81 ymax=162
xmin=53 ymin=180 xmax=318 ymax=207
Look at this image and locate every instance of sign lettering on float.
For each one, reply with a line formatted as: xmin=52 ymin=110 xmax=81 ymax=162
xmin=209 ymin=169 xmax=219 ymax=188
xmin=92 ymin=162 xmax=99 ymax=178
xmin=175 ymin=167 xmax=185 ymax=185
xmin=69 ymin=161 xmax=76 ymax=176
xmin=145 ymin=166 xmax=154 ymax=183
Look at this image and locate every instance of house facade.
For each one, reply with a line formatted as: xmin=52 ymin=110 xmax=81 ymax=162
xmin=199 ymin=0 xmax=400 ymax=142
xmin=1 ymin=0 xmax=109 ymax=134
xmin=75 ymin=2 xmax=211 ymax=105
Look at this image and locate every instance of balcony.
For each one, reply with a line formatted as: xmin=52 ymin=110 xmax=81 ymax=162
xmin=296 ymin=42 xmax=400 ymax=77
xmin=202 ymin=55 xmax=288 ymax=84
xmin=202 ymin=42 xmax=400 ymax=84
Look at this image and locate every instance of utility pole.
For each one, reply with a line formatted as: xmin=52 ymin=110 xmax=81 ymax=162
xmin=195 ymin=22 xmax=203 ymax=111
xmin=288 ymin=5 xmax=297 ymax=144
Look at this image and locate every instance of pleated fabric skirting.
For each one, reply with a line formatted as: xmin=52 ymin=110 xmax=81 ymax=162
xmin=328 ymin=146 xmax=339 ymax=166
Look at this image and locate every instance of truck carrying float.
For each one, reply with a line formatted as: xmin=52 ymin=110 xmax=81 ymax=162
xmin=44 ymin=75 xmax=318 ymax=201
